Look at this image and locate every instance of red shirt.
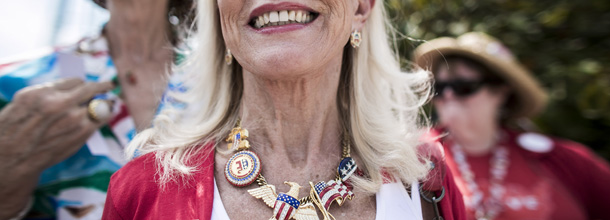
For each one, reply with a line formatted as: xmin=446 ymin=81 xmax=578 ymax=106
xmin=102 ymin=143 xmax=467 ymax=219
xmin=437 ymin=129 xmax=610 ymax=220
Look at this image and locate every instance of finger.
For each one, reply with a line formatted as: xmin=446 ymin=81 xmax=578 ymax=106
xmin=51 ymin=78 xmax=85 ymax=91
xmin=37 ymin=108 xmax=103 ymax=156
xmin=68 ymin=81 xmax=115 ymax=105
xmin=42 ymin=107 xmax=88 ymax=140
xmin=13 ymin=78 xmax=84 ymax=101
xmin=37 ymin=124 xmax=93 ymax=166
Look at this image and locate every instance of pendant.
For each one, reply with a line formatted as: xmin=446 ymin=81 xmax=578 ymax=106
xmin=224 ymin=150 xmax=261 ymax=187
xmin=273 ymin=193 xmax=301 ymax=220
xmin=249 ymin=182 xmax=320 ymax=220
xmin=309 ymin=178 xmax=354 ymax=220
xmin=338 ymin=157 xmax=357 ymax=181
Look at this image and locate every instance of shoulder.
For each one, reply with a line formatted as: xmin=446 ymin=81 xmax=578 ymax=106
xmin=418 ymin=129 xmax=447 ymax=191
xmin=508 ymin=130 xmax=610 ymax=176
xmin=510 ymin=130 xmax=604 ymax=162
xmin=110 ymin=152 xmax=159 ymax=187
xmin=104 ymin=145 xmax=217 ymax=219
xmin=417 ymin=140 xmax=466 ymax=220
xmin=104 ymin=153 xmax=161 ymax=218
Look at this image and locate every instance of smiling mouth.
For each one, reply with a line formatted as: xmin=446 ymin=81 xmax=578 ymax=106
xmin=249 ymin=10 xmax=318 ymax=29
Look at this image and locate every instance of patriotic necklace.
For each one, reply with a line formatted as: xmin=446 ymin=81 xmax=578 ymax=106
xmin=451 ymin=138 xmax=510 ymax=220
xmin=224 ymin=120 xmax=358 ymax=220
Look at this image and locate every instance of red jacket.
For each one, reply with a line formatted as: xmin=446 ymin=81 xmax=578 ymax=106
xmin=102 ymin=143 xmax=467 ymax=219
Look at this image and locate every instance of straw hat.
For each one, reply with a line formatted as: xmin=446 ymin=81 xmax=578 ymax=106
xmin=413 ymin=32 xmax=547 ymax=119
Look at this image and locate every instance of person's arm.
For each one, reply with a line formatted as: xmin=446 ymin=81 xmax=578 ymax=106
xmin=0 ymin=79 xmax=113 ymax=218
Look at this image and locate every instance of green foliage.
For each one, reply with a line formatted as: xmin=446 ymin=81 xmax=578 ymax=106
xmin=386 ymin=0 xmax=610 ymax=159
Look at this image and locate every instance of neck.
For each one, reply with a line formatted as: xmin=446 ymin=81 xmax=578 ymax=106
xmin=451 ymin=124 xmax=501 ymax=156
xmin=240 ymin=62 xmax=343 ymax=164
xmin=103 ymin=0 xmax=174 ymax=130
xmin=105 ymin=0 xmax=172 ymax=64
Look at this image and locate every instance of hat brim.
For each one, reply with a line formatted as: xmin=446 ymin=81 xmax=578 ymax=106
xmin=413 ymin=35 xmax=547 ymax=119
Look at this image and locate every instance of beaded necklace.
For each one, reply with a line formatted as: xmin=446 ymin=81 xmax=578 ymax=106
xmin=451 ymin=138 xmax=510 ymax=220
xmin=224 ymin=120 xmax=358 ymax=220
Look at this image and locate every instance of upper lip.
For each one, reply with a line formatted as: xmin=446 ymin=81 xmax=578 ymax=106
xmin=248 ymin=2 xmax=317 ymax=22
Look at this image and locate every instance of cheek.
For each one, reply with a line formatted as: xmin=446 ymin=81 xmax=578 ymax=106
xmin=326 ymin=1 xmax=354 ymax=40
xmin=469 ymin=90 xmax=504 ymax=118
xmin=217 ymin=0 xmax=245 ymax=47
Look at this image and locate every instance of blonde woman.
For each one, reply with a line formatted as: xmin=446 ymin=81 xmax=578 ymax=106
xmin=102 ymin=0 xmax=466 ymax=219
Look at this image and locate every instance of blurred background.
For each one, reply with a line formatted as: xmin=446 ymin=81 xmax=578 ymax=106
xmin=386 ymin=0 xmax=610 ymax=159
xmin=1 ymin=0 xmax=608 ymax=159
xmin=0 ymin=0 xmax=107 ymax=63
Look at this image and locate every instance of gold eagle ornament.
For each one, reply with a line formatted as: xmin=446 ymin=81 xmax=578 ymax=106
xmin=248 ymin=182 xmax=319 ymax=220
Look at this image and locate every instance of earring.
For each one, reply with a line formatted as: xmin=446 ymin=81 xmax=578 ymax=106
xmin=350 ymin=30 xmax=362 ymax=48
xmin=225 ymin=49 xmax=233 ymax=65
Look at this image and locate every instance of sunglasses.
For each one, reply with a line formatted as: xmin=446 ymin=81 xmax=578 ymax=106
xmin=434 ymin=79 xmax=486 ymax=98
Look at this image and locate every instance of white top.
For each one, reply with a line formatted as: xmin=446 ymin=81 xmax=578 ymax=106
xmin=211 ymin=179 xmax=423 ymax=220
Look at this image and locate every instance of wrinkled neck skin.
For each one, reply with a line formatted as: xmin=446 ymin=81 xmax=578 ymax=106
xmin=239 ymin=58 xmax=343 ymax=166
xmin=105 ymin=0 xmax=171 ymax=63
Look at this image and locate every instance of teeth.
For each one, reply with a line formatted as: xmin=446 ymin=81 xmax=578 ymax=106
xmin=279 ymin=10 xmax=288 ymax=22
xmin=296 ymin=11 xmax=303 ymax=22
xmin=258 ymin=16 xmax=264 ymax=27
xmin=252 ymin=10 xmax=314 ymax=29
xmin=269 ymin=11 xmax=279 ymax=23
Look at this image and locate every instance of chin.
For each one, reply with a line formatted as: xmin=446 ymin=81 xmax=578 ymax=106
xmin=242 ymin=46 xmax=325 ymax=79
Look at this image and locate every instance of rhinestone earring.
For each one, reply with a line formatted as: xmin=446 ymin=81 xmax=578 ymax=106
xmin=225 ymin=49 xmax=233 ymax=65
xmin=350 ymin=30 xmax=362 ymax=48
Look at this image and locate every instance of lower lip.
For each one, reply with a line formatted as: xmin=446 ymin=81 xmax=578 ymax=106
xmin=250 ymin=19 xmax=315 ymax=34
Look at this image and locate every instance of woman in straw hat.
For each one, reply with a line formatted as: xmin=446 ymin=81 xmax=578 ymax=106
xmin=101 ymin=0 xmax=468 ymax=219
xmin=414 ymin=32 xmax=610 ymax=220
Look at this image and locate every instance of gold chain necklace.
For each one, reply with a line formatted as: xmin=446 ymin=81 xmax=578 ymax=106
xmin=224 ymin=120 xmax=358 ymax=220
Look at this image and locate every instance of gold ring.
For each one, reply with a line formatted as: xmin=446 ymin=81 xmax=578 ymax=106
xmin=87 ymin=99 xmax=112 ymax=122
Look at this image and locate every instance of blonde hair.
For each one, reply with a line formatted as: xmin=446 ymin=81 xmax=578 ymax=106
xmin=127 ymin=0 xmax=432 ymax=192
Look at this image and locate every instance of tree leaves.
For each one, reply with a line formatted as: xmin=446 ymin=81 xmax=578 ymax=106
xmin=386 ymin=0 xmax=610 ymax=158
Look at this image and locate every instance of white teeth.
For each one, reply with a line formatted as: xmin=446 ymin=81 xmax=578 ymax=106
xmin=269 ymin=11 xmax=279 ymax=23
xmin=258 ymin=16 xmax=264 ymax=27
xmin=296 ymin=11 xmax=303 ymax=22
xmin=253 ymin=10 xmax=314 ymax=29
xmin=279 ymin=10 xmax=289 ymax=22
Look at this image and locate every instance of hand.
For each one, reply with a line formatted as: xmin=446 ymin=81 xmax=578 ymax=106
xmin=0 ymin=78 xmax=113 ymax=219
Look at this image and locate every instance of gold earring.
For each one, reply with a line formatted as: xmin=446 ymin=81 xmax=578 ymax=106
xmin=225 ymin=49 xmax=233 ymax=65
xmin=350 ymin=30 xmax=362 ymax=48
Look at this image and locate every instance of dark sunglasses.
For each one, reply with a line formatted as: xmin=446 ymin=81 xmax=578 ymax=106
xmin=434 ymin=79 xmax=486 ymax=98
